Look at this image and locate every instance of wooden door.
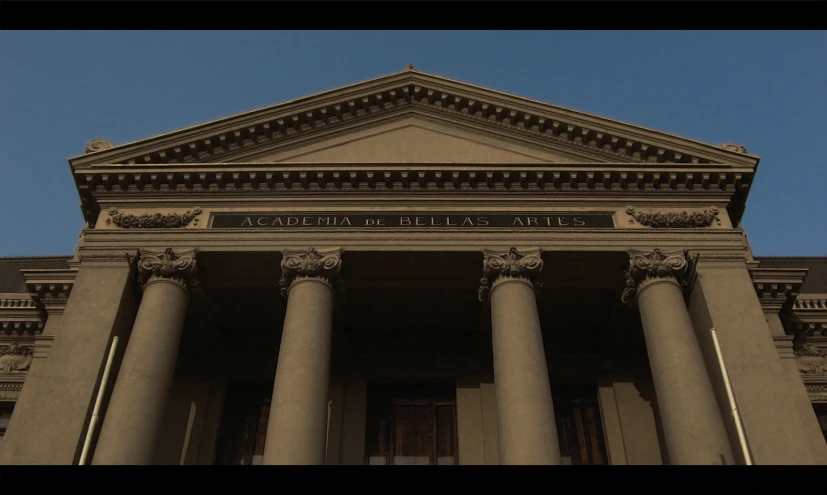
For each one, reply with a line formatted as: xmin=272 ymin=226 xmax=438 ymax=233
xmin=554 ymin=384 xmax=608 ymax=465
xmin=365 ymin=383 xmax=457 ymax=466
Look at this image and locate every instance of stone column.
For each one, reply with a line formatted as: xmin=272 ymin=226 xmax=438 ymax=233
xmin=478 ymin=247 xmax=561 ymax=465
xmin=262 ymin=247 xmax=343 ymax=465
xmin=622 ymin=249 xmax=732 ymax=465
xmin=93 ymin=248 xmax=198 ymax=465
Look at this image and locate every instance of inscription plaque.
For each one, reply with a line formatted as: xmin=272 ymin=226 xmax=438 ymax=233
xmin=210 ymin=213 xmax=615 ymax=229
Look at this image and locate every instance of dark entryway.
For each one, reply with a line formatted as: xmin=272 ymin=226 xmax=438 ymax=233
xmin=364 ymin=383 xmax=457 ymax=465
xmin=553 ymin=384 xmax=608 ymax=465
xmin=213 ymin=383 xmax=272 ymax=465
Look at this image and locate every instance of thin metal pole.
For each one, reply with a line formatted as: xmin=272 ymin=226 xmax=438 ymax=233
xmin=709 ymin=327 xmax=753 ymax=465
xmin=79 ymin=336 xmax=119 ymax=465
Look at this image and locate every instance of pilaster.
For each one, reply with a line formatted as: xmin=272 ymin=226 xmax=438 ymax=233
xmin=0 ymin=252 xmax=138 ymax=464
xmin=688 ymin=257 xmax=823 ymax=464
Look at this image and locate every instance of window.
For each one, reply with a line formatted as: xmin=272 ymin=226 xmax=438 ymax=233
xmin=0 ymin=402 xmax=14 ymax=436
xmin=814 ymin=404 xmax=827 ymax=445
xmin=554 ymin=384 xmax=608 ymax=465
xmin=365 ymin=383 xmax=457 ymax=466
xmin=214 ymin=384 xmax=272 ymax=465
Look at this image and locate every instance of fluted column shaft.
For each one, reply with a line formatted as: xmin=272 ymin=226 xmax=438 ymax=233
xmin=479 ymin=248 xmax=562 ymax=465
xmin=93 ymin=248 xmax=197 ymax=465
xmin=623 ymin=249 xmax=733 ymax=465
xmin=263 ymin=248 xmax=342 ymax=465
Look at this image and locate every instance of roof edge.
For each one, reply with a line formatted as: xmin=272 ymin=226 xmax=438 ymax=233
xmin=69 ymin=68 xmax=759 ymax=168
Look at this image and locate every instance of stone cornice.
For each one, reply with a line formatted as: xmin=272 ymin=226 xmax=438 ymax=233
xmin=72 ymin=163 xmax=754 ymax=227
xmin=0 ymin=295 xmax=43 ymax=334
xmin=70 ymin=71 xmax=759 ymax=169
xmin=21 ymin=268 xmax=78 ymax=315
xmin=749 ymin=267 xmax=808 ymax=313
xmin=75 ymin=163 xmax=753 ymax=193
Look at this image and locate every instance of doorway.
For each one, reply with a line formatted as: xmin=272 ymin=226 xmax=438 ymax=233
xmin=214 ymin=383 xmax=272 ymax=465
xmin=553 ymin=384 xmax=608 ymax=465
xmin=364 ymin=383 xmax=458 ymax=465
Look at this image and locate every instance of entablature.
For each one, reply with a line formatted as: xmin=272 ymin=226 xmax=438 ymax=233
xmin=73 ymin=162 xmax=754 ymax=229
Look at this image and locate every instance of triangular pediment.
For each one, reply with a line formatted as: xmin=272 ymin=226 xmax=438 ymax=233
xmin=246 ymin=116 xmax=583 ymax=164
xmin=70 ymin=68 xmax=759 ymax=168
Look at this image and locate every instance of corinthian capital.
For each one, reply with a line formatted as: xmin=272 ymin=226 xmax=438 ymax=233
xmin=137 ymin=248 xmax=199 ymax=290
xmin=279 ymin=247 xmax=343 ymax=297
xmin=478 ymin=247 xmax=543 ymax=301
xmin=621 ymin=248 xmax=695 ymax=303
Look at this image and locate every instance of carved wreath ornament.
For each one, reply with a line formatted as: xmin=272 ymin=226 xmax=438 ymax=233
xmin=0 ymin=343 xmax=33 ymax=374
xmin=796 ymin=344 xmax=827 ymax=376
xmin=478 ymin=247 xmax=543 ymax=301
xmin=137 ymin=248 xmax=199 ymax=289
xmin=279 ymin=248 xmax=344 ymax=298
xmin=106 ymin=207 xmax=202 ymax=228
xmin=626 ymin=206 xmax=719 ymax=228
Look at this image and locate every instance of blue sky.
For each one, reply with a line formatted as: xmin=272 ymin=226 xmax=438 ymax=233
xmin=1 ymin=31 xmax=824 ymax=257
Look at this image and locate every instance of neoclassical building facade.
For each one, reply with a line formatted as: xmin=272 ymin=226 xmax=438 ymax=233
xmin=0 ymin=67 xmax=825 ymax=465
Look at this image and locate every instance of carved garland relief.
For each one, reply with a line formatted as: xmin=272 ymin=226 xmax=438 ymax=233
xmin=796 ymin=344 xmax=827 ymax=376
xmin=626 ymin=206 xmax=720 ymax=228
xmin=0 ymin=343 xmax=33 ymax=374
xmin=106 ymin=207 xmax=202 ymax=228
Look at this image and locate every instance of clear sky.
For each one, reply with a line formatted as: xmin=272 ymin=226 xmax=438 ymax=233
xmin=1 ymin=31 xmax=824 ymax=257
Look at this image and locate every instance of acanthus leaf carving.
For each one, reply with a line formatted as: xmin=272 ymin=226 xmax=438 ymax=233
xmin=796 ymin=344 xmax=827 ymax=376
xmin=621 ymin=248 xmax=695 ymax=303
xmin=0 ymin=343 xmax=33 ymax=374
xmin=137 ymin=248 xmax=199 ymax=290
xmin=106 ymin=207 xmax=202 ymax=229
xmin=279 ymin=247 xmax=344 ymax=298
xmin=626 ymin=206 xmax=719 ymax=228
xmin=478 ymin=247 xmax=543 ymax=301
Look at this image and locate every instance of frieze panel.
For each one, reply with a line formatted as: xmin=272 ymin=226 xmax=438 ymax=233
xmin=796 ymin=344 xmax=827 ymax=377
xmin=0 ymin=343 xmax=33 ymax=374
xmin=211 ymin=212 xmax=614 ymax=229
xmin=106 ymin=207 xmax=202 ymax=228
xmin=626 ymin=206 xmax=720 ymax=228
